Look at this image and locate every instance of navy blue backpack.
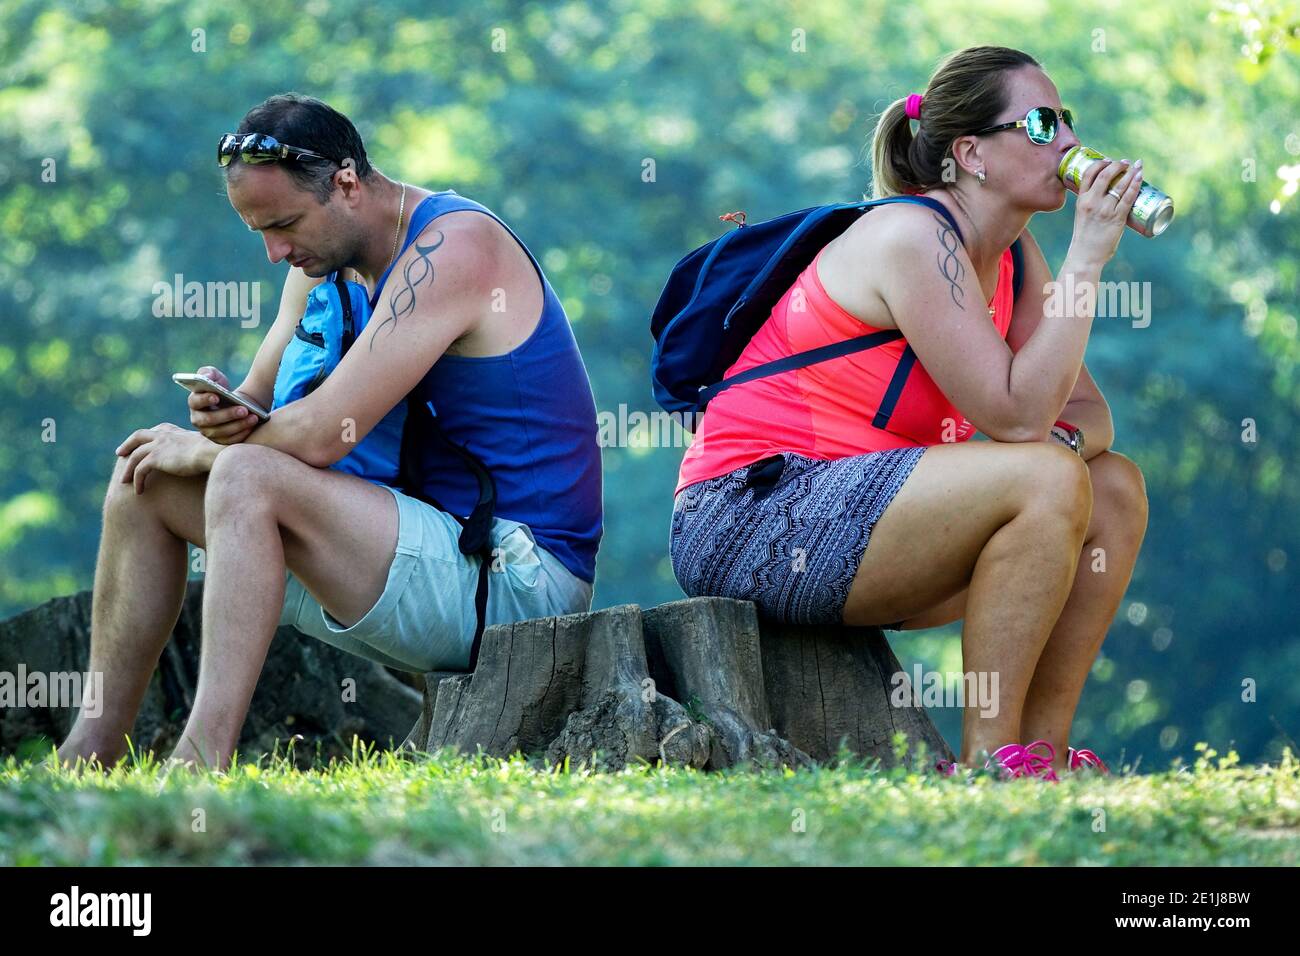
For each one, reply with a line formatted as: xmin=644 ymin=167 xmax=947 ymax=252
xmin=649 ymin=195 xmax=1024 ymax=426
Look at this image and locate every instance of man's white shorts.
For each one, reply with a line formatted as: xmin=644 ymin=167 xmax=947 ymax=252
xmin=278 ymin=483 xmax=594 ymax=673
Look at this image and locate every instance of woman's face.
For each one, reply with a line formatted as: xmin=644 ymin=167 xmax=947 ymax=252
xmin=973 ymin=66 xmax=1084 ymax=213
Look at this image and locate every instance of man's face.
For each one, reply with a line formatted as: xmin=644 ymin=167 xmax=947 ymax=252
xmin=226 ymin=163 xmax=358 ymax=277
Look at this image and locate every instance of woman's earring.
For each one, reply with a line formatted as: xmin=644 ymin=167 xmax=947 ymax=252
xmin=977 ymin=169 xmax=986 ymax=184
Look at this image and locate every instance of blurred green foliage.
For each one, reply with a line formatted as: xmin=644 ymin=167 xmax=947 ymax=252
xmin=0 ymin=0 xmax=1296 ymax=766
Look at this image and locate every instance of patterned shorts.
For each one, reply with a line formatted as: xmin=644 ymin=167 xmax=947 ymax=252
xmin=669 ymin=447 xmax=929 ymax=627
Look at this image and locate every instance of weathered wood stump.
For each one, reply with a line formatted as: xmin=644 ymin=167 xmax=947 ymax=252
xmin=0 ymin=581 xmax=421 ymax=766
xmin=404 ymin=597 xmax=954 ymax=771
xmin=2 ymin=586 xmax=951 ymax=773
xmin=401 ymin=606 xmax=711 ymax=769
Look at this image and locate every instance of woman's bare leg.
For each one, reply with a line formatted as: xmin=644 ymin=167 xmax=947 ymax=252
xmin=56 ymin=455 xmax=208 ymax=768
xmin=842 ymin=440 xmax=1092 ymax=765
xmin=868 ymin=450 xmax=1149 ymax=772
xmin=1019 ymin=451 xmax=1148 ymax=771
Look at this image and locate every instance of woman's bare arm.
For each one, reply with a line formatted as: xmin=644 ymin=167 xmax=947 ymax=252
xmin=872 ymin=207 xmax=1103 ymax=441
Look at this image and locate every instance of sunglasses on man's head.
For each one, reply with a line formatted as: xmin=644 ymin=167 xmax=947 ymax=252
xmin=969 ymin=106 xmax=1076 ymax=145
xmin=216 ymin=132 xmax=333 ymax=167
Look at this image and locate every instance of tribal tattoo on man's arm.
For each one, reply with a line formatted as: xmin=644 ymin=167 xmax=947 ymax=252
xmin=369 ymin=231 xmax=447 ymax=351
xmin=932 ymin=212 xmax=966 ymax=310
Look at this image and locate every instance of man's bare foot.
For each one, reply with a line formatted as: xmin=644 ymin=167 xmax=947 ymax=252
xmin=54 ymin=726 xmax=133 ymax=769
xmin=49 ymin=744 xmax=118 ymax=774
xmin=154 ymin=753 xmax=215 ymax=793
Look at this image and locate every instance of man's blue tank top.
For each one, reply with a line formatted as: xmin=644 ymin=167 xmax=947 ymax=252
xmin=373 ymin=189 xmax=603 ymax=584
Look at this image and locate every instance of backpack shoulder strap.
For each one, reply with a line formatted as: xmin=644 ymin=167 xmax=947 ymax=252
xmin=698 ymin=195 xmax=962 ymax=407
xmin=699 ymin=329 xmax=903 ymax=405
xmin=333 ymin=274 xmax=356 ymax=354
xmin=397 ymin=396 xmax=497 ymax=671
xmin=1010 ymin=237 xmax=1024 ymax=302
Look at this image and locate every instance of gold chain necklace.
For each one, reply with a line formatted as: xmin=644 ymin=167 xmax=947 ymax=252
xmin=386 ymin=181 xmax=407 ymax=272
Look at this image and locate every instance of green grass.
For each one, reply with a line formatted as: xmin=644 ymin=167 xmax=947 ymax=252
xmin=2 ymin=740 xmax=1297 ymax=865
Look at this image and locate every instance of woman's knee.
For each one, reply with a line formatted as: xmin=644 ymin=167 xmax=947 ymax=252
xmin=1088 ymin=450 xmax=1149 ymax=539
xmin=1011 ymin=441 xmax=1093 ymax=536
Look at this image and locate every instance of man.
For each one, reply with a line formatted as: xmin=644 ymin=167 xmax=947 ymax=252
xmin=56 ymin=93 xmax=603 ymax=771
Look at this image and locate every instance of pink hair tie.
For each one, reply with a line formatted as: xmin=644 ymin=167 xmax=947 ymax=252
xmin=905 ymin=93 xmax=924 ymax=120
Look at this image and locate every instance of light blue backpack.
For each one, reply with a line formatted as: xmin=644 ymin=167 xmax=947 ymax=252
xmin=271 ymin=273 xmax=408 ymax=485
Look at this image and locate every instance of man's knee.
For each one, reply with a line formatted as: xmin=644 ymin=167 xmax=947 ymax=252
xmin=104 ymin=451 xmax=156 ymax=515
xmin=105 ymin=453 xmax=132 ymax=502
xmin=206 ymin=443 xmax=288 ymax=511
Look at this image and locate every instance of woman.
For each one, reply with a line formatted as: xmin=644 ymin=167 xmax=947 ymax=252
xmin=668 ymin=46 xmax=1149 ymax=780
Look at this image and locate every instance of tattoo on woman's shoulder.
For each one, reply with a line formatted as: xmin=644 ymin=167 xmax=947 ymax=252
xmin=932 ymin=213 xmax=966 ymax=310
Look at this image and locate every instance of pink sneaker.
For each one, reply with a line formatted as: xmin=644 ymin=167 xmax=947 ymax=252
xmin=936 ymin=740 xmax=1059 ymax=781
xmin=986 ymin=740 xmax=1059 ymax=781
xmin=1067 ymin=746 xmax=1110 ymax=774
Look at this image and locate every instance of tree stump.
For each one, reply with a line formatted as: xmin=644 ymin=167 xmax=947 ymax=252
xmin=757 ymin=615 xmax=953 ymax=764
xmin=404 ymin=597 xmax=954 ymax=771
xmin=3 ymin=587 xmax=953 ymax=773
xmin=640 ymin=598 xmax=810 ymax=769
xmin=399 ymin=605 xmax=711 ymax=770
xmin=0 ymin=581 xmax=421 ymax=766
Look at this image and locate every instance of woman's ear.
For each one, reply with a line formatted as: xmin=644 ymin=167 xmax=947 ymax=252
xmin=948 ymin=135 xmax=983 ymax=181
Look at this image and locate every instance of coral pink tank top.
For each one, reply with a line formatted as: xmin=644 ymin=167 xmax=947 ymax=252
xmin=675 ymin=242 xmax=1016 ymax=496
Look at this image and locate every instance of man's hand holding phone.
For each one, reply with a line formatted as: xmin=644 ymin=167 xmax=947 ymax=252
xmin=185 ymin=366 xmax=262 ymax=445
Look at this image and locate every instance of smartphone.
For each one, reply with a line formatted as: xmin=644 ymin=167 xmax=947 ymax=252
xmin=173 ymin=372 xmax=271 ymax=423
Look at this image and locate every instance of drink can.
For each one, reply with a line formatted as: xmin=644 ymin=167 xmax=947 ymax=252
xmin=1058 ymin=145 xmax=1175 ymax=237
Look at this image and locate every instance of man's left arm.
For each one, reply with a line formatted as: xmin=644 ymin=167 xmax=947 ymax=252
xmin=199 ymin=213 xmax=492 ymax=470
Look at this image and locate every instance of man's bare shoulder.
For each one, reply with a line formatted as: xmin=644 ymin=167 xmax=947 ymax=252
xmin=391 ymin=209 xmax=507 ymax=302
xmin=411 ymin=208 xmax=547 ymax=357
xmin=409 ymin=207 xmax=502 ymax=252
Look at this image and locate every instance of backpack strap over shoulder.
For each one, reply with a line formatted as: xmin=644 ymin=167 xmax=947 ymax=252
xmin=1010 ymin=237 xmax=1024 ymax=302
xmin=699 ymin=329 xmax=904 ymax=405
xmin=383 ymin=192 xmax=508 ymax=671
xmin=334 ymin=273 xmax=356 ymax=354
xmin=697 ymin=194 xmax=963 ymax=408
